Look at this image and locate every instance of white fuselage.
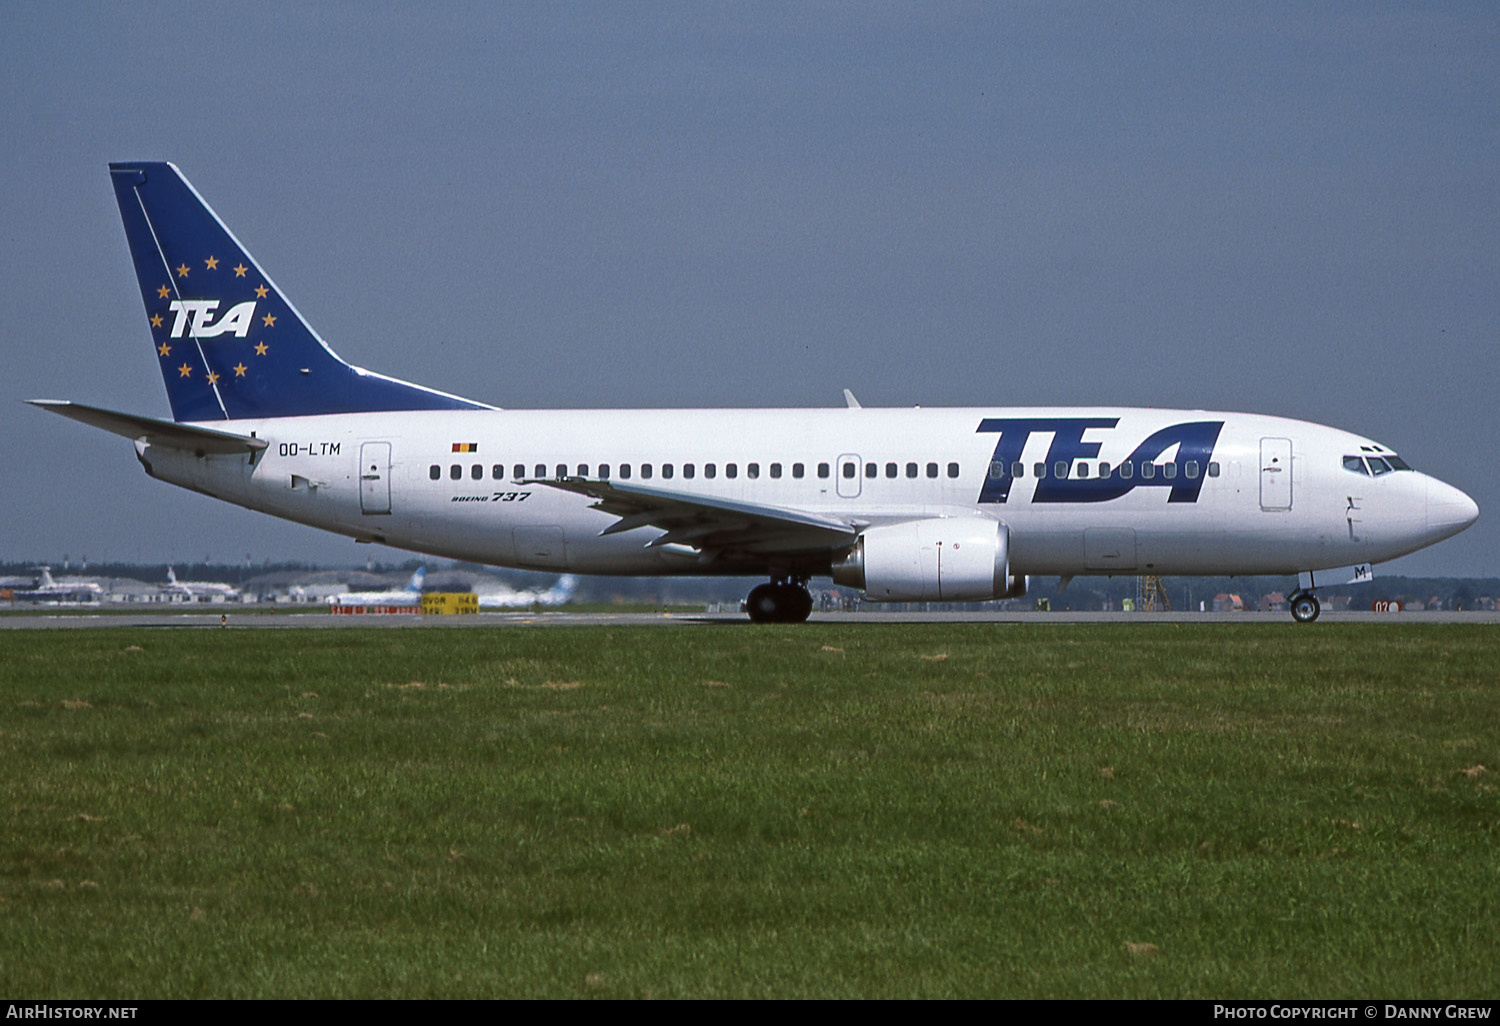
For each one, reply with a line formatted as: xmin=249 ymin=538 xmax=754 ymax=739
xmin=132 ymin=406 xmax=1477 ymax=582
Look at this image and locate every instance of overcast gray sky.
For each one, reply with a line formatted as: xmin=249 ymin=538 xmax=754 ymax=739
xmin=2 ymin=2 xmax=1496 ymax=576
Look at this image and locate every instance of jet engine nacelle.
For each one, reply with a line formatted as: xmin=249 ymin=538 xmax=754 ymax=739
xmin=831 ymin=517 xmax=1025 ymax=602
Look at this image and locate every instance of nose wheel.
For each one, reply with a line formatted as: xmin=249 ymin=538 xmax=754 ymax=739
xmin=744 ymin=580 xmax=814 ymax=623
xmin=1289 ymin=591 xmax=1321 ymax=623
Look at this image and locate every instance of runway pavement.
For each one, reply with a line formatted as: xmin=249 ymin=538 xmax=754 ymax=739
xmin=3 ymin=608 xmax=1497 ymax=629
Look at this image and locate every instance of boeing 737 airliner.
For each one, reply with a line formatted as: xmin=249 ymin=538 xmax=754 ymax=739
xmin=31 ymin=163 xmax=1478 ymax=621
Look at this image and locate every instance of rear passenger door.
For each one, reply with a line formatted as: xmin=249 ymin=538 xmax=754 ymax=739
xmin=360 ymin=441 xmax=392 ymax=515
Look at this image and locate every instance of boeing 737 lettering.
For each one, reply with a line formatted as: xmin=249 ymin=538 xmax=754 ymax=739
xmin=30 ymin=163 xmax=1479 ymax=622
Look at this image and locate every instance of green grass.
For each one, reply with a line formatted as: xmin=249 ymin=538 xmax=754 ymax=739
xmin=1 ymin=624 xmax=1496 ymax=998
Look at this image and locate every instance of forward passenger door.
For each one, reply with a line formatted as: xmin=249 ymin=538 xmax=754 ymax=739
xmin=1259 ymin=438 xmax=1292 ymax=511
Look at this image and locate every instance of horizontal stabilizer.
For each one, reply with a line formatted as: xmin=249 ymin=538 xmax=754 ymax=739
xmin=28 ymin=400 xmax=268 ymax=455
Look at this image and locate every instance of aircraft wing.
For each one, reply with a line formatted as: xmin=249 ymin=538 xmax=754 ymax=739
xmin=29 ymin=400 xmax=268 ymax=455
xmin=529 ymin=478 xmax=858 ymax=556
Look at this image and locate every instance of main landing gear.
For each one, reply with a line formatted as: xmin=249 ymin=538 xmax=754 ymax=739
xmin=744 ymin=579 xmax=814 ymax=623
xmin=1288 ymin=590 xmax=1321 ymax=623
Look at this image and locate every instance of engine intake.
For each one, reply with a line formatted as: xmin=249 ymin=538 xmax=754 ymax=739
xmin=831 ymin=517 xmax=1024 ymax=602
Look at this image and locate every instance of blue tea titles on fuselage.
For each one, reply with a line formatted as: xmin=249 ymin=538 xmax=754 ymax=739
xmin=976 ymin=417 xmax=1223 ymax=504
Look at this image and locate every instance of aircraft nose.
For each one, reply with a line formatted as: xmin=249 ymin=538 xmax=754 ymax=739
xmin=1426 ymin=477 xmax=1479 ymax=541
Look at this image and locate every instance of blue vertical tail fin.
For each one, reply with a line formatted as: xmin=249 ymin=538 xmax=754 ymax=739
xmin=404 ymin=566 xmax=427 ymax=593
xmin=109 ymin=162 xmax=490 ymax=422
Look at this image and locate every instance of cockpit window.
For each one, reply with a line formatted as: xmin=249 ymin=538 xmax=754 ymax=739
xmin=1346 ymin=453 xmax=1413 ymax=476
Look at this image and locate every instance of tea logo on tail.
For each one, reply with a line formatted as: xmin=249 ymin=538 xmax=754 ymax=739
xmin=167 ymin=300 xmax=257 ymax=339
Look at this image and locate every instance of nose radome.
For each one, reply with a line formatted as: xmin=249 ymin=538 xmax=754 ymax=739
xmin=1426 ymin=477 xmax=1480 ymax=540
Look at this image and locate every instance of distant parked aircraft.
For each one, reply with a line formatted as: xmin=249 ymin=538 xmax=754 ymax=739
xmin=330 ymin=567 xmax=576 ymax=609
xmin=5 ymin=567 xmax=103 ymax=605
xmin=161 ymin=566 xmax=240 ymax=602
xmin=331 ymin=566 xmax=427 ymax=608
xmin=475 ymin=574 xmax=579 ymax=609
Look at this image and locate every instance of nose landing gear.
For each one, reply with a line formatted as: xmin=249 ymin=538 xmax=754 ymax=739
xmin=744 ymin=579 xmax=814 ymax=623
xmin=1288 ymin=591 xmax=1321 ymax=623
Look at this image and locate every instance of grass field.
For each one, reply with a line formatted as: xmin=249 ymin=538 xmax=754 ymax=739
xmin=2 ymin=623 xmax=1496 ymax=998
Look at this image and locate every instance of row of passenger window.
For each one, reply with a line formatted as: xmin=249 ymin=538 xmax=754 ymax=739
xmin=429 ymin=460 xmax=966 ymax=483
xmin=987 ymin=460 xmax=1220 ymax=481
xmin=431 ymin=461 xmax=819 ymax=482
xmin=850 ymin=462 xmax=964 ymax=480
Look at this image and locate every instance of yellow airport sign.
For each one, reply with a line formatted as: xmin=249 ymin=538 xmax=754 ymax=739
xmin=421 ymin=592 xmax=478 ymax=615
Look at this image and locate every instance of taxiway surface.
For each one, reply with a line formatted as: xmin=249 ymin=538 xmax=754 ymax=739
xmin=3 ymin=610 xmax=1497 ymax=629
